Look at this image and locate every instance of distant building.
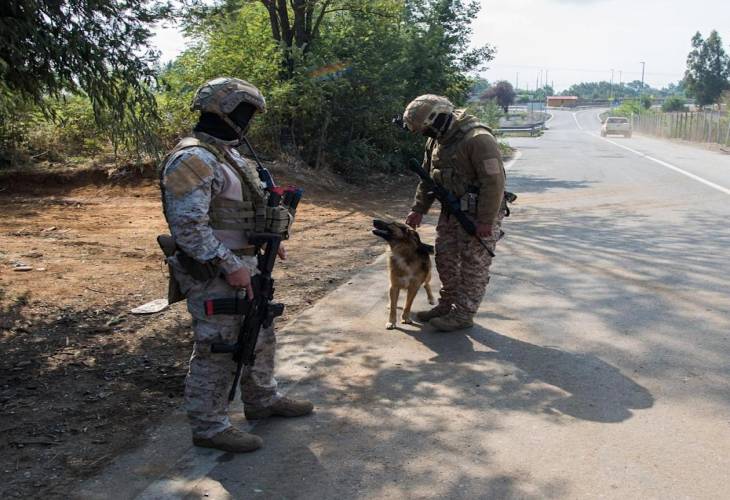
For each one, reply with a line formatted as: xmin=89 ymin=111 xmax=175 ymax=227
xmin=547 ymin=96 xmax=578 ymax=108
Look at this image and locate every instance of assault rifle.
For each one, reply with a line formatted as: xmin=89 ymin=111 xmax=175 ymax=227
xmin=203 ymin=233 xmax=285 ymax=401
xmin=407 ymin=158 xmax=496 ymax=258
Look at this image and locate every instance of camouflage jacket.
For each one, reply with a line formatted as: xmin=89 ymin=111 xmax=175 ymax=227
xmin=412 ymin=111 xmax=506 ymax=224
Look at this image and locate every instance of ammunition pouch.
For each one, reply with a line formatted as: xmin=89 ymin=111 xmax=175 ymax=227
xmin=157 ymin=234 xmax=220 ymax=304
xmin=208 ymin=199 xmax=293 ymax=239
xmin=209 ymin=199 xmax=257 ymax=231
xmin=266 ymin=206 xmax=293 ymax=236
xmin=458 ymin=189 xmax=517 ymax=218
xmin=460 ymin=191 xmax=479 ymax=215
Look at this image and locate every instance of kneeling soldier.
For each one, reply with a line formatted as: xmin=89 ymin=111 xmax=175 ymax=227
xmin=159 ymin=77 xmax=313 ymax=453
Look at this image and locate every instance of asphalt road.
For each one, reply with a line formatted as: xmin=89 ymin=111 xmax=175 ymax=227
xmin=78 ymin=109 xmax=730 ymax=499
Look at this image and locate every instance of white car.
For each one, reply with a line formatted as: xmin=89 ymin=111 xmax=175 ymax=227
xmin=601 ymin=116 xmax=632 ymax=138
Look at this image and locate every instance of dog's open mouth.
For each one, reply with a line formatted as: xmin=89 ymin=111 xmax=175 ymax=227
xmin=372 ymin=219 xmax=391 ymax=240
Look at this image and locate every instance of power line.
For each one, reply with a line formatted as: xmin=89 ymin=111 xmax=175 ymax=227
xmin=486 ymin=63 xmax=683 ymax=78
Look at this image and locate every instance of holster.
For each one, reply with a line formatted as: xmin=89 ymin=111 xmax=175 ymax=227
xmin=157 ymin=234 xmax=220 ymax=304
xmin=157 ymin=235 xmax=185 ymax=304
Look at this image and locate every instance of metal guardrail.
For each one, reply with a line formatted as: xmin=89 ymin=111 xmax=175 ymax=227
xmin=496 ymin=121 xmax=546 ymax=137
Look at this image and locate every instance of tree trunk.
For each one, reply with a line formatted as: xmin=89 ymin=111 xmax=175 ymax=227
xmin=315 ymin=111 xmax=331 ymax=169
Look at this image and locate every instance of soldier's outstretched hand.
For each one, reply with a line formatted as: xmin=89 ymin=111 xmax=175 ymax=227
xmin=225 ymin=266 xmax=254 ymax=299
xmin=406 ymin=211 xmax=423 ymax=229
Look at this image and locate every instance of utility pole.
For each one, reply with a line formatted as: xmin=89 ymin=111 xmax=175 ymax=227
xmin=610 ymin=69 xmax=614 ymax=102
xmin=516 ymin=72 xmax=519 ymax=90
xmin=640 ymin=61 xmax=646 ymax=95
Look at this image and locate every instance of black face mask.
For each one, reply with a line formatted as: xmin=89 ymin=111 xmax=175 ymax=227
xmin=229 ymin=102 xmax=257 ymax=135
xmin=194 ymin=113 xmax=238 ymax=141
xmin=193 ymin=103 xmax=258 ymax=142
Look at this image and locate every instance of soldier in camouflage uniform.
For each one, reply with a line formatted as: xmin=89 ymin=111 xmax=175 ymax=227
xmin=403 ymin=95 xmax=506 ymax=332
xmin=160 ymin=78 xmax=313 ymax=453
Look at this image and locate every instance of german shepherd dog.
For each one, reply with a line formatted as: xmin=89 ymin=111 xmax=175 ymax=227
xmin=372 ymin=219 xmax=436 ymax=329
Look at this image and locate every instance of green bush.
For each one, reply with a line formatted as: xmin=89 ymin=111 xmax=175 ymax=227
xmin=662 ymin=96 xmax=687 ymax=112
xmin=468 ymin=101 xmax=504 ymax=129
xmin=1 ymin=95 xmax=112 ymax=164
xmin=608 ymin=100 xmax=646 ymax=118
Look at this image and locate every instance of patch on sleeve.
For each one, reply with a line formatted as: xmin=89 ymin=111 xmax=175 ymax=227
xmin=164 ymin=155 xmax=214 ymax=197
xmin=480 ymin=158 xmax=502 ymax=175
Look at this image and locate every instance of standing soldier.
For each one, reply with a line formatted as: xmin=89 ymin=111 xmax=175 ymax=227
xmin=159 ymin=77 xmax=313 ymax=453
xmin=403 ymin=95 xmax=506 ymax=332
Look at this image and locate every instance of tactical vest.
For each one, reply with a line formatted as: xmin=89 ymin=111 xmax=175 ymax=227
xmin=160 ymin=136 xmax=291 ymax=236
xmin=427 ymin=121 xmax=495 ymax=198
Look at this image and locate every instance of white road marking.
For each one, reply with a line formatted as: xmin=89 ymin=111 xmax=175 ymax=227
xmin=571 ymin=108 xmax=730 ymax=197
xmin=545 ymin=112 xmax=555 ymax=125
xmin=593 ymin=132 xmax=730 ymax=197
xmin=572 ymin=112 xmax=583 ymax=130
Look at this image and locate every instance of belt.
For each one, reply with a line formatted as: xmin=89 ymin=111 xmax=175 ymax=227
xmin=232 ymin=246 xmax=258 ymax=257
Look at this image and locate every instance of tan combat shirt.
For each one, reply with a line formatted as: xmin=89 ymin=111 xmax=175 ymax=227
xmin=411 ymin=111 xmax=506 ymax=224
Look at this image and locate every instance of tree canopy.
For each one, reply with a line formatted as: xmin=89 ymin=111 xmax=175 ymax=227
xmin=1 ymin=0 xmax=494 ymax=174
xmin=481 ymin=81 xmax=515 ymax=113
xmin=684 ymin=30 xmax=730 ymax=106
xmin=164 ymin=0 xmax=494 ymax=176
xmin=0 ymin=0 xmax=170 ymax=153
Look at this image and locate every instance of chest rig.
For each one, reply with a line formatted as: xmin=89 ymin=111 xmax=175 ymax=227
xmin=426 ymin=121 xmax=495 ymax=198
xmin=160 ymin=136 xmax=293 ymax=237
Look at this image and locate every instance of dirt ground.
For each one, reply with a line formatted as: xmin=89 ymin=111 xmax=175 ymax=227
xmin=0 ymin=162 xmax=416 ymax=499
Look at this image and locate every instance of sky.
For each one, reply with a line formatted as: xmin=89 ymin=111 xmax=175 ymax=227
xmin=472 ymin=0 xmax=730 ymax=91
xmin=151 ymin=0 xmax=730 ymax=92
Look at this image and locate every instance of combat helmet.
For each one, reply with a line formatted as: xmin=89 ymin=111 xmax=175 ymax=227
xmin=191 ymin=77 xmax=266 ymax=136
xmin=403 ymin=95 xmax=454 ymax=135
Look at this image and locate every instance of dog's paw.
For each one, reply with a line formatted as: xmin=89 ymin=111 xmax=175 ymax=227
xmin=386 ymin=322 xmax=396 ymax=330
xmin=428 ymin=298 xmax=436 ymax=305
xmin=401 ymin=317 xmax=413 ymax=325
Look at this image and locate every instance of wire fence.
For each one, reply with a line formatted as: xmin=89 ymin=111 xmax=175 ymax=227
xmin=632 ymin=111 xmax=730 ymax=146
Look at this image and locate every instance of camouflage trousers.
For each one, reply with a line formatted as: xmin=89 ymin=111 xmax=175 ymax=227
xmin=434 ymin=210 xmax=502 ymax=316
xmin=171 ymin=255 xmax=279 ymax=439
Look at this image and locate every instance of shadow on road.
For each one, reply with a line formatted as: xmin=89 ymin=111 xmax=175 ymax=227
xmin=403 ymin=325 xmax=653 ymax=423
xmin=507 ymin=174 xmax=594 ymax=194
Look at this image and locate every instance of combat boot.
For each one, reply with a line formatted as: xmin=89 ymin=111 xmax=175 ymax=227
xmin=244 ymin=396 xmax=314 ymax=420
xmin=193 ymin=427 xmax=263 ymax=453
xmin=415 ymin=303 xmax=452 ymax=323
xmin=429 ymin=310 xmax=474 ymax=332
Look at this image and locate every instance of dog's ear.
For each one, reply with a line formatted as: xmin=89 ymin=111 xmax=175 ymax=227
xmin=412 ymin=229 xmax=434 ymax=255
xmin=418 ymin=243 xmax=435 ymax=255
